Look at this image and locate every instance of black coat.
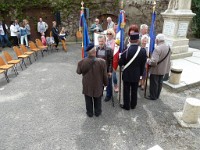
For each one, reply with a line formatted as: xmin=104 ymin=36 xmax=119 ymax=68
xmin=119 ymin=44 xmax=147 ymax=82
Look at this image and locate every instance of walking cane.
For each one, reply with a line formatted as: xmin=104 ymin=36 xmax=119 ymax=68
xmin=118 ymin=66 xmax=122 ymax=105
xmin=144 ymin=63 xmax=149 ymax=98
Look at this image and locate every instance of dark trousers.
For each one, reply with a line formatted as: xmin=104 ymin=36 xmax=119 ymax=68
xmin=106 ymin=76 xmax=112 ymax=98
xmin=149 ymin=74 xmax=164 ymax=100
xmin=84 ymin=95 xmax=102 ymax=116
xmin=123 ymin=81 xmax=138 ymax=109
xmin=53 ymin=36 xmax=59 ymax=47
xmin=12 ymin=36 xmax=19 ymax=46
xmin=0 ymin=34 xmax=11 ymax=47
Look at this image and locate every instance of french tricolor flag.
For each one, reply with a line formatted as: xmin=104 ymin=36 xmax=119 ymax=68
xmin=113 ymin=10 xmax=126 ymax=71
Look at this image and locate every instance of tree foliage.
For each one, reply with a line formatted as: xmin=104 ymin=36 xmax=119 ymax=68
xmin=191 ymin=0 xmax=200 ymax=38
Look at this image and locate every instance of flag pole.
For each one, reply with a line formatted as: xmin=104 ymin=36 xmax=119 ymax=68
xmin=80 ymin=1 xmax=84 ymax=58
xmin=144 ymin=0 xmax=156 ymax=98
xmin=118 ymin=0 xmax=125 ymax=105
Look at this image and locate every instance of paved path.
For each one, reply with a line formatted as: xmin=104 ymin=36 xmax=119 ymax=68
xmin=0 ymin=44 xmax=200 ymax=150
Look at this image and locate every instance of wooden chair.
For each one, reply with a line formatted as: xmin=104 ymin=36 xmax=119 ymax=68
xmin=35 ymin=39 xmax=48 ymax=49
xmin=61 ymin=40 xmax=67 ymax=52
xmin=3 ymin=51 xmax=23 ymax=71
xmin=0 ymin=56 xmax=18 ymax=77
xmin=20 ymin=44 xmax=36 ymax=61
xmin=0 ymin=69 xmax=9 ymax=83
xmin=29 ymin=41 xmax=44 ymax=57
xmin=13 ymin=46 xmax=31 ymax=68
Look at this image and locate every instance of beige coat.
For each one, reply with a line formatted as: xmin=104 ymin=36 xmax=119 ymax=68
xmin=149 ymin=42 xmax=171 ymax=75
xmin=77 ymin=57 xmax=108 ymax=97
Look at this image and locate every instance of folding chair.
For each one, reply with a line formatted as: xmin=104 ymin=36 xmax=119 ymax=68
xmin=0 ymin=69 xmax=9 ymax=83
xmin=20 ymin=44 xmax=36 ymax=61
xmin=35 ymin=39 xmax=48 ymax=54
xmin=29 ymin=41 xmax=44 ymax=58
xmin=3 ymin=51 xmax=23 ymax=71
xmin=0 ymin=56 xmax=18 ymax=77
xmin=13 ymin=46 xmax=31 ymax=68
xmin=46 ymin=36 xmax=56 ymax=52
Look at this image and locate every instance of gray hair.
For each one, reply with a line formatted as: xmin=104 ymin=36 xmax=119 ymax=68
xmin=156 ymin=34 xmax=165 ymax=42
xmin=98 ymin=35 xmax=106 ymax=40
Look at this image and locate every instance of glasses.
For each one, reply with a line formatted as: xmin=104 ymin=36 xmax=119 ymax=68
xmin=107 ymin=33 xmax=112 ymax=35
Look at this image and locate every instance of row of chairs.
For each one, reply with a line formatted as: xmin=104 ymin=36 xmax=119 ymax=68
xmin=0 ymin=39 xmax=51 ymax=83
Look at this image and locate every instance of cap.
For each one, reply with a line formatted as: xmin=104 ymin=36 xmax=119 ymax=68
xmin=130 ymin=32 xmax=139 ymax=40
xmin=86 ymin=43 xmax=95 ymax=52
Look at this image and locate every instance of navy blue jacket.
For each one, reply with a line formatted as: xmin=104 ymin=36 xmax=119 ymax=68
xmin=119 ymin=44 xmax=147 ymax=82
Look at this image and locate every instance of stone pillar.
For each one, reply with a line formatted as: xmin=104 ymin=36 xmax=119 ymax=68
xmin=182 ymin=98 xmax=200 ymax=124
xmin=174 ymin=98 xmax=200 ymax=128
xmin=169 ymin=67 xmax=183 ymax=84
xmin=161 ymin=0 xmax=196 ymax=58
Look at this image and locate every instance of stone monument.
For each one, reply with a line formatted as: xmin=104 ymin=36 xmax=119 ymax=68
xmin=161 ymin=0 xmax=196 ymax=59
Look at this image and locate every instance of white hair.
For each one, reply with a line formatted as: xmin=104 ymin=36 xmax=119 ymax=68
xmin=107 ymin=17 xmax=112 ymax=21
xmin=140 ymin=24 xmax=148 ymax=30
xmin=156 ymin=34 xmax=165 ymax=42
xmin=141 ymin=34 xmax=149 ymax=42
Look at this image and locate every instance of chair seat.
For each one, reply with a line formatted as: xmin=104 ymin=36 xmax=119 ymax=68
xmin=0 ymin=70 xmax=5 ymax=74
xmin=38 ymin=46 xmax=48 ymax=49
xmin=8 ymin=60 xmax=21 ymax=64
xmin=24 ymin=52 xmax=34 ymax=55
xmin=30 ymin=48 xmax=40 ymax=51
xmin=0 ymin=64 xmax=14 ymax=70
xmin=18 ymin=55 xmax=29 ymax=58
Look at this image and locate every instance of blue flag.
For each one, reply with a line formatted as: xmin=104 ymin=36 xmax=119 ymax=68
xmin=149 ymin=11 xmax=156 ymax=55
xmin=80 ymin=13 xmax=90 ymax=58
xmin=116 ymin=10 xmax=125 ymax=53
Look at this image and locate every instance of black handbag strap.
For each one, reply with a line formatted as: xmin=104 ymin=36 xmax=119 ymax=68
xmin=157 ymin=47 xmax=170 ymax=65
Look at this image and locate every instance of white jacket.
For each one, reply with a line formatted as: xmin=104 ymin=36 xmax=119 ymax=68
xmin=10 ymin=25 xmax=18 ymax=36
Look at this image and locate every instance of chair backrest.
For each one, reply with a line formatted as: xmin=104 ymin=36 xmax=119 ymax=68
xmin=0 ymin=56 xmax=6 ymax=66
xmin=20 ymin=44 xmax=28 ymax=53
xmin=3 ymin=51 xmax=13 ymax=62
xmin=13 ymin=46 xmax=23 ymax=56
xmin=76 ymin=31 xmax=82 ymax=39
xmin=50 ymin=31 xmax=52 ymax=37
xmin=35 ymin=39 xmax=43 ymax=46
xmin=29 ymin=41 xmax=37 ymax=49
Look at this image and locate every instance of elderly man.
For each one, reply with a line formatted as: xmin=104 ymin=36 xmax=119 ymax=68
xmin=107 ymin=17 xmax=114 ymax=29
xmin=119 ymin=32 xmax=147 ymax=110
xmin=96 ymin=35 xmax=113 ymax=102
xmin=146 ymin=34 xmax=171 ymax=100
xmin=77 ymin=43 xmax=108 ymax=117
xmin=90 ymin=18 xmax=103 ymax=41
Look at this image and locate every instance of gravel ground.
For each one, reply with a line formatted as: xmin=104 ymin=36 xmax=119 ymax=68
xmin=0 ymin=44 xmax=199 ymax=150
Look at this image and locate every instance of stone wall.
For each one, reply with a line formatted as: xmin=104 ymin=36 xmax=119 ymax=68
xmin=60 ymin=0 xmax=169 ymax=41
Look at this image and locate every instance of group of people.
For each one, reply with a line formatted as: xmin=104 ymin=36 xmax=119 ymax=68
xmin=0 ymin=17 xmax=68 ymax=51
xmin=77 ymin=17 xmax=171 ymax=117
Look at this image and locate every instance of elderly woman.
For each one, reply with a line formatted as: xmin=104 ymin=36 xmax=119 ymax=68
xmin=140 ymin=34 xmax=149 ymax=90
xmin=106 ymin=28 xmax=119 ymax=92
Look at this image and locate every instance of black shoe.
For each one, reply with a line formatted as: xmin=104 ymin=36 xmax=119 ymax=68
xmin=145 ymin=96 xmax=156 ymax=100
xmin=131 ymin=106 xmax=136 ymax=109
xmin=86 ymin=113 xmax=93 ymax=117
xmin=95 ymin=113 xmax=101 ymax=117
xmin=120 ymin=105 xmax=130 ymax=110
xmin=104 ymin=97 xmax=111 ymax=102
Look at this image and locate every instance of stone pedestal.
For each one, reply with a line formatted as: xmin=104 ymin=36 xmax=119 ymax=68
xmin=161 ymin=1 xmax=196 ymax=58
xmin=169 ymin=67 xmax=183 ymax=84
xmin=174 ymin=98 xmax=200 ymax=128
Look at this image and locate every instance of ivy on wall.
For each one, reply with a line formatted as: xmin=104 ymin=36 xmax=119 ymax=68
xmin=191 ymin=0 xmax=200 ymax=38
xmin=0 ymin=0 xmax=120 ymax=20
